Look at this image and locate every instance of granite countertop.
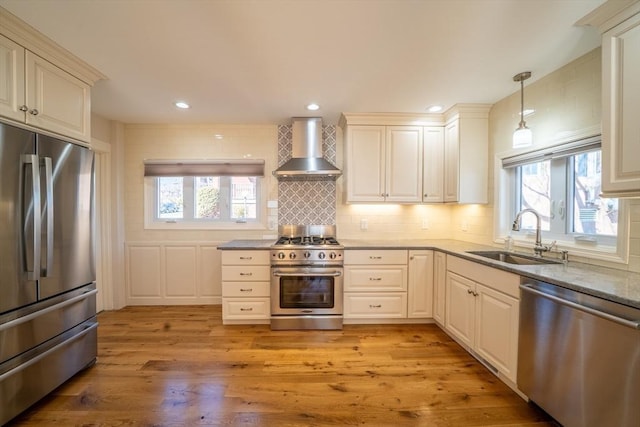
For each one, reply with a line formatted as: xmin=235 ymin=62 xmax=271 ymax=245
xmin=218 ymin=238 xmax=640 ymax=309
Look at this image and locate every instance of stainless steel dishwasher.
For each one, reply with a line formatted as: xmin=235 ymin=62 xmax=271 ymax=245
xmin=518 ymin=278 xmax=640 ymax=427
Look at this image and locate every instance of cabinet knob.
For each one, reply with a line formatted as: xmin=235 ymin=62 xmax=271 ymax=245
xmin=424 ymin=194 xmax=428 ymax=198
xmin=29 ymin=109 xmax=39 ymax=116
xmin=19 ymin=105 xmax=28 ymax=112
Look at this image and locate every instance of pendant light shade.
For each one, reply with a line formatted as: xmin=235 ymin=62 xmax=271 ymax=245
xmin=513 ymin=71 xmax=532 ymax=148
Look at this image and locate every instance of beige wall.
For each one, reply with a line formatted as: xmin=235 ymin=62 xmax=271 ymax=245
xmin=450 ymin=47 xmax=639 ymax=273
xmin=123 ymin=124 xmax=279 ymax=242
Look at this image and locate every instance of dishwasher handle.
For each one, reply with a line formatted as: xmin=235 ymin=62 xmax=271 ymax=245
xmin=520 ymin=284 xmax=640 ymax=330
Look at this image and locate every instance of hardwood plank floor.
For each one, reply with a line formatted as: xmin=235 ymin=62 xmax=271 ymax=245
xmin=8 ymin=306 xmax=553 ymax=426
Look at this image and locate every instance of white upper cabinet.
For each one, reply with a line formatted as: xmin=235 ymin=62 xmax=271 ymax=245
xmin=345 ymin=124 xmax=423 ymax=203
xmin=579 ymin=0 xmax=640 ymax=197
xmin=25 ymin=51 xmax=91 ymax=142
xmin=345 ymin=125 xmax=386 ymax=202
xmin=0 ymin=34 xmax=25 ymax=122
xmin=443 ymin=105 xmax=490 ymax=204
xmin=422 ymin=126 xmax=444 ymax=202
xmin=385 ymin=126 xmax=423 ymax=203
xmin=1 ymin=10 xmax=104 ymax=143
xmin=340 ymin=109 xmax=488 ymax=204
xmin=602 ymin=9 xmax=640 ymax=196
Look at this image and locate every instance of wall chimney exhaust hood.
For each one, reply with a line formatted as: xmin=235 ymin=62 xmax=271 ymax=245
xmin=273 ymin=117 xmax=342 ymax=180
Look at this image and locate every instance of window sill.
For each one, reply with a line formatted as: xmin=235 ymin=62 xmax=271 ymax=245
xmin=144 ymin=220 xmax=268 ymax=231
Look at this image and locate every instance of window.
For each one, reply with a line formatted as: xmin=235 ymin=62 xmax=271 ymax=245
xmin=144 ymin=159 xmax=264 ymax=229
xmin=504 ymin=137 xmax=619 ymax=249
xmin=156 ymin=176 xmax=258 ymax=222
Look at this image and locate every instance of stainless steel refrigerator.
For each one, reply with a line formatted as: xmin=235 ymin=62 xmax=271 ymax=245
xmin=0 ymin=121 xmax=97 ymax=425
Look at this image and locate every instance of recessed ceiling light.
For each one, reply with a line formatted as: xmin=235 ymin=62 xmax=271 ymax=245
xmin=427 ymin=105 xmax=443 ymax=113
xmin=306 ymin=103 xmax=320 ymax=111
xmin=175 ymin=101 xmax=190 ymax=109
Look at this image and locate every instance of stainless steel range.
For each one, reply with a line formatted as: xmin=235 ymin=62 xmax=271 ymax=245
xmin=270 ymin=225 xmax=344 ymax=330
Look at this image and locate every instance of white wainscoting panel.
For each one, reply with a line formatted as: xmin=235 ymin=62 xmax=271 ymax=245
xmin=126 ymin=242 xmax=225 ymax=305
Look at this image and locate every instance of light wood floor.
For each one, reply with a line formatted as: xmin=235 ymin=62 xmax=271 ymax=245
xmin=9 ymin=306 xmax=553 ymax=426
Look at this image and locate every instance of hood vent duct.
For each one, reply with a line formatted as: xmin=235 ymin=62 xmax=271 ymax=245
xmin=273 ymin=117 xmax=342 ymax=180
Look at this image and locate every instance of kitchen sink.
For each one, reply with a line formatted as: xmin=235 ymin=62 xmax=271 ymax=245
xmin=466 ymin=250 xmax=561 ymax=265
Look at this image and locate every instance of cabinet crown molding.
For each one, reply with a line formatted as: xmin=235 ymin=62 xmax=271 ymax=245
xmin=339 ymin=112 xmax=444 ymax=128
xmin=0 ymin=6 xmax=107 ymax=85
xmin=577 ymin=0 xmax=640 ymax=33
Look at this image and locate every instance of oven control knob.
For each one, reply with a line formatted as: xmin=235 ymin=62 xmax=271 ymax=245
xmin=303 ymin=251 xmax=311 ymax=259
xmin=318 ymin=252 xmax=326 ymax=260
xmin=329 ymin=252 xmax=337 ymax=259
xmin=277 ymin=252 xmax=285 ymax=259
xmin=289 ymin=252 xmax=296 ymax=259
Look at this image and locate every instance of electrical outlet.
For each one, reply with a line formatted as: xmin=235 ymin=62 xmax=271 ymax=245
xmin=461 ymin=220 xmax=468 ymax=232
xmin=360 ymin=218 xmax=368 ymax=231
xmin=421 ymin=218 xmax=429 ymax=230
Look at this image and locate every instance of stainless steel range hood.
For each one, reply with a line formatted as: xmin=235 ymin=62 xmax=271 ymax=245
xmin=273 ymin=117 xmax=342 ymax=180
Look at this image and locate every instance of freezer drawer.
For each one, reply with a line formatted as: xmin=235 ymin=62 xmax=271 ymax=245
xmin=0 ymin=284 xmax=96 ymax=364
xmin=0 ymin=319 xmax=97 ymax=425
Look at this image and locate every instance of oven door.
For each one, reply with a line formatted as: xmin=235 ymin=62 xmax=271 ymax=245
xmin=270 ymin=267 xmax=343 ymax=316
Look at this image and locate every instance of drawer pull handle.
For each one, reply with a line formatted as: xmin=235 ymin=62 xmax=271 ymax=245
xmin=467 ymin=289 xmax=478 ymax=297
xmin=239 ymin=256 xmax=252 ymax=260
xmin=240 ymin=308 xmax=253 ymax=312
xmin=369 ymin=256 xmax=382 ymax=259
xmin=239 ymin=288 xmax=253 ymax=292
xmin=369 ymin=304 xmax=382 ymax=309
xmin=369 ymin=277 xmax=382 ymax=281
xmin=239 ymin=272 xmax=253 ymax=276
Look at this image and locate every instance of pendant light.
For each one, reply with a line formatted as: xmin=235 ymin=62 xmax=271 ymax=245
xmin=513 ymin=71 xmax=532 ymax=148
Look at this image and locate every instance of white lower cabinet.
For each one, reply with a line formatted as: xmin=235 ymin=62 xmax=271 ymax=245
xmin=407 ymin=250 xmax=434 ymax=318
xmin=221 ymin=250 xmax=270 ymax=324
xmin=432 ymin=251 xmax=446 ymax=326
xmin=445 ymin=255 xmax=520 ymax=384
xmin=344 ymin=250 xmax=409 ymax=321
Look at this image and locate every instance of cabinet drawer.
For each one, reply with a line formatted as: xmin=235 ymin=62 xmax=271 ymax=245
xmin=222 ymin=298 xmax=270 ymax=319
xmin=344 ymin=266 xmax=407 ymax=291
xmin=222 ymin=281 xmax=270 ymax=297
xmin=447 ymin=255 xmax=520 ymax=298
xmin=344 ymin=293 xmax=407 ymax=318
xmin=221 ymin=266 xmax=270 ymax=282
xmin=344 ymin=250 xmax=407 ymax=265
xmin=221 ymin=250 xmax=269 ymax=265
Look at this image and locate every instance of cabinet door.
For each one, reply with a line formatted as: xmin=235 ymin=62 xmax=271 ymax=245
xmin=422 ymin=127 xmax=444 ymax=202
xmin=445 ymin=271 xmax=475 ymax=347
xmin=407 ymin=250 xmax=433 ymax=318
xmin=602 ymin=12 xmax=640 ymax=197
xmin=474 ymin=284 xmax=519 ymax=382
xmin=0 ymin=34 xmax=25 ymax=122
xmin=346 ymin=125 xmax=386 ymax=202
xmin=25 ymin=52 xmax=91 ymax=142
xmin=385 ymin=126 xmax=423 ymax=202
xmin=443 ymin=120 xmax=459 ymax=202
xmin=432 ymin=251 xmax=446 ymax=325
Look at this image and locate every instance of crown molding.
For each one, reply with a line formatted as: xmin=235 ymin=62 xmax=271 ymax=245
xmin=576 ymin=0 xmax=640 ymax=33
xmin=0 ymin=6 xmax=107 ymax=85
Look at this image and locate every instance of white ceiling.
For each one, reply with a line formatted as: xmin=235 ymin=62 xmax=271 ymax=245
xmin=0 ymin=0 xmax=605 ymax=125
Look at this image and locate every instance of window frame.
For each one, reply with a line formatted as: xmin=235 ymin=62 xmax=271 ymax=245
xmin=495 ymin=135 xmax=629 ymax=264
xmin=143 ymin=159 xmax=267 ymax=231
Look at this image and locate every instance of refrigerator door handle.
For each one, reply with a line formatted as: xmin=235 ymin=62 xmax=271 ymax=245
xmin=42 ymin=156 xmax=54 ymax=277
xmin=21 ymin=154 xmax=41 ymax=281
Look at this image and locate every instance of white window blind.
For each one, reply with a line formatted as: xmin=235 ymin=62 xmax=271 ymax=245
xmin=502 ymin=136 xmax=600 ymax=169
xmin=144 ymin=159 xmax=265 ymax=177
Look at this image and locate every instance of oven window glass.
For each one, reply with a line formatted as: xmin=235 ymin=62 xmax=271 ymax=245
xmin=279 ymin=276 xmax=335 ymax=309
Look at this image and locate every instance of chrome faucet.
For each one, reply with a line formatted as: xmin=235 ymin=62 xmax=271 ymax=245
xmin=512 ymin=208 xmax=554 ymax=257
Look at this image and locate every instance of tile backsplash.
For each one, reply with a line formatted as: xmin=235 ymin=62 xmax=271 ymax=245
xmin=277 ymin=124 xmax=338 ymax=225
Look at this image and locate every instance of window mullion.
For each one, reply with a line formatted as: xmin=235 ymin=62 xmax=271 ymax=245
xmin=184 ymin=177 xmax=195 ymax=219
xmin=549 ymin=159 xmax=567 ymax=235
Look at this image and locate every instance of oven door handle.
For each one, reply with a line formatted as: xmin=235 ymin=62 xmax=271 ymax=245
xmin=272 ymin=270 xmax=342 ymax=277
